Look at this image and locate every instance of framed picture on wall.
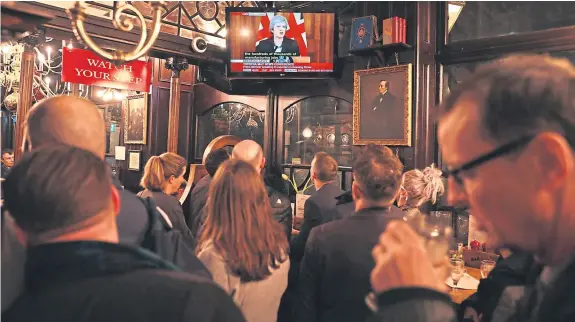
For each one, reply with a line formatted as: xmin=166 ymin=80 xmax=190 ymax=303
xmin=123 ymin=93 xmax=148 ymax=145
xmin=128 ymin=150 xmax=142 ymax=171
xmin=352 ymin=64 xmax=412 ymax=146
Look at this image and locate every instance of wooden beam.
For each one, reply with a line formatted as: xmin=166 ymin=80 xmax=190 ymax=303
xmin=14 ymin=43 xmax=36 ymax=161
xmin=165 ymin=57 xmax=189 ymax=153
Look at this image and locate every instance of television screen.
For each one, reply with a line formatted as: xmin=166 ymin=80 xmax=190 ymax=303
xmin=226 ymin=8 xmax=338 ymax=79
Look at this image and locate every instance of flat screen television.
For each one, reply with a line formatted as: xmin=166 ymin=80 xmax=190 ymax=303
xmin=226 ymin=7 xmax=338 ymax=79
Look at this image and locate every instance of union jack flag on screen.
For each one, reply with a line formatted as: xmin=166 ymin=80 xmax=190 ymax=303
xmin=256 ymin=13 xmax=308 ymax=56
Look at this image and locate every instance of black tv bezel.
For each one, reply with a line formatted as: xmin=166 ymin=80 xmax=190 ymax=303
xmin=225 ymin=7 xmax=339 ymax=80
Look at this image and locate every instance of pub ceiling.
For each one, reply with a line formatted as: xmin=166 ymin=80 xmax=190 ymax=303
xmin=42 ymin=1 xmax=259 ymax=48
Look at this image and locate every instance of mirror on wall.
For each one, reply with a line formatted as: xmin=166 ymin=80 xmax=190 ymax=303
xmin=196 ymin=102 xmax=265 ymax=159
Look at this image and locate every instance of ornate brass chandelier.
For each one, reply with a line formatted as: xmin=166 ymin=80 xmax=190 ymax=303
xmin=67 ymin=1 xmax=167 ymax=65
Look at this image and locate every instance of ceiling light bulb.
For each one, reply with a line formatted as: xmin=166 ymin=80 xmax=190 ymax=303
xmin=44 ymin=77 xmax=51 ymax=85
xmin=113 ymin=90 xmax=124 ymax=101
xmin=67 ymin=43 xmax=73 ymax=49
xmin=45 ymin=46 xmax=52 ymax=54
xmin=103 ymin=91 xmax=113 ymax=101
xmin=302 ymin=127 xmax=313 ymax=138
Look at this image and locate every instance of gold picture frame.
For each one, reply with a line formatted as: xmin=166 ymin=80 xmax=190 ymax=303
xmin=123 ymin=93 xmax=148 ymax=145
xmin=353 ymin=64 xmax=412 ymax=146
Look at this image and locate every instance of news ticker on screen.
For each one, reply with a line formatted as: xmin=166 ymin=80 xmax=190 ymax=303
xmin=230 ymin=52 xmax=333 ymax=73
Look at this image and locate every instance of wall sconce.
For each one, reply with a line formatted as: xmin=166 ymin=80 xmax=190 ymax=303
xmin=448 ymin=1 xmax=465 ymax=33
xmin=67 ymin=1 xmax=167 ymax=65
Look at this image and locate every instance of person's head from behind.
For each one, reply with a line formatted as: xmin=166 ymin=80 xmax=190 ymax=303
xmin=25 ymin=96 xmax=106 ymax=158
xmin=199 ymin=159 xmax=288 ymax=282
xmin=231 ymin=140 xmax=265 ymax=173
xmin=397 ymin=164 xmax=445 ymax=209
xmin=352 ymin=144 xmax=403 ymax=211
xmin=140 ymin=152 xmax=187 ymax=196
xmin=438 ymin=54 xmax=575 ymax=264
xmin=205 ymin=148 xmax=230 ymax=177
xmin=311 ymin=152 xmax=338 ymax=188
xmin=2 ymin=149 xmax=14 ymax=168
xmin=3 ymin=145 xmax=120 ymax=245
xmin=269 ymin=15 xmax=288 ymax=39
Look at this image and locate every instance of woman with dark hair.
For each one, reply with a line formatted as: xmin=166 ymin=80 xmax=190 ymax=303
xmin=197 ymin=160 xmax=290 ymax=322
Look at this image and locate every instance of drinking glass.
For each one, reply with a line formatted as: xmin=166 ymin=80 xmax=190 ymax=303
xmin=405 ymin=215 xmax=453 ymax=264
xmin=450 ymin=259 xmax=465 ymax=292
xmin=480 ymin=260 xmax=496 ymax=279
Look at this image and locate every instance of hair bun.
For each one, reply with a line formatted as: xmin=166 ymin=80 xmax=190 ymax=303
xmin=422 ymin=163 xmax=442 ymax=183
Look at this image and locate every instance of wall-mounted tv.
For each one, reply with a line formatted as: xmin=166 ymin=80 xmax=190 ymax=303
xmin=226 ymin=7 xmax=338 ymax=79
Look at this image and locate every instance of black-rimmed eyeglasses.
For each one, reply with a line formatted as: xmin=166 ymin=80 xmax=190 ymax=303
xmin=444 ymin=135 xmax=535 ymax=186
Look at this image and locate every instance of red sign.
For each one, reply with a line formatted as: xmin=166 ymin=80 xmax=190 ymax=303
xmin=61 ymin=48 xmax=152 ymax=93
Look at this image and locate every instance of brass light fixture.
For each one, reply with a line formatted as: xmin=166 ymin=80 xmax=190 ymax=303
xmin=67 ymin=1 xmax=167 ymax=64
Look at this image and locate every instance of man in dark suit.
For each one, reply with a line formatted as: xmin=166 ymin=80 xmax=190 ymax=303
xmin=291 ymin=152 xmax=342 ymax=262
xmin=294 ymin=145 xmax=404 ymax=322
xmin=188 ymin=148 xmax=230 ymax=237
xmin=255 ymin=15 xmax=300 ymax=63
xmin=360 ymin=80 xmax=404 ymax=140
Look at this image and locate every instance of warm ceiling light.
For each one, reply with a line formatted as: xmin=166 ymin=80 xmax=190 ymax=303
xmin=448 ymin=1 xmax=465 ymax=33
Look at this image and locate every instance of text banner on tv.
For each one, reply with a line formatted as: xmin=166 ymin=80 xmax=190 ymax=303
xmin=230 ymin=62 xmax=333 ymax=73
xmin=61 ymin=48 xmax=152 ymax=93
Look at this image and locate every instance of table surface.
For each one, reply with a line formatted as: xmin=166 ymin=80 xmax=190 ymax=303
xmin=449 ymin=267 xmax=481 ymax=304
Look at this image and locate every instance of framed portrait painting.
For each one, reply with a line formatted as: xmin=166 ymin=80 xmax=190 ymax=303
xmin=352 ymin=64 xmax=412 ymax=146
xmin=123 ymin=93 xmax=148 ymax=145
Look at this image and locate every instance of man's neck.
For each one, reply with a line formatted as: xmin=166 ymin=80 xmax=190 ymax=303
xmin=30 ymin=216 xmax=119 ymax=246
xmin=354 ymin=199 xmax=392 ymax=213
xmin=314 ymin=180 xmax=331 ymax=191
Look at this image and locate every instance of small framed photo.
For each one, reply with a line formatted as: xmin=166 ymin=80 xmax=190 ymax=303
xmin=123 ymin=93 xmax=148 ymax=145
xmin=128 ymin=150 xmax=142 ymax=171
xmin=353 ymin=64 xmax=412 ymax=146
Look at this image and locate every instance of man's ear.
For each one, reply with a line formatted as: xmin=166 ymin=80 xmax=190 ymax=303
xmin=352 ymin=181 xmax=362 ymax=201
xmin=110 ymin=185 xmax=121 ymax=217
xmin=261 ymin=157 xmax=266 ymax=171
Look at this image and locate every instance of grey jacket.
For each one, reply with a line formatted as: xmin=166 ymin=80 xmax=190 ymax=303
xmin=198 ymin=242 xmax=289 ymax=322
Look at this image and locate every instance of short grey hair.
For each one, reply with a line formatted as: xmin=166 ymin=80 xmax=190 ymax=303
xmin=269 ymin=15 xmax=288 ymax=33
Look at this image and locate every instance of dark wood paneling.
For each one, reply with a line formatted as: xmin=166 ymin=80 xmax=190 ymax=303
xmin=438 ymin=25 xmax=575 ymax=65
xmin=229 ymin=13 xmax=335 ymax=64
xmin=178 ymin=89 xmax=193 ymax=158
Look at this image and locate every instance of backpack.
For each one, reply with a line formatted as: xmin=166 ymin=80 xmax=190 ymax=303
xmin=138 ymin=196 xmax=212 ymax=280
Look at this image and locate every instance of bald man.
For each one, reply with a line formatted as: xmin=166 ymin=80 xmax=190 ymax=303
xmin=24 ymin=96 xmax=149 ymax=245
xmin=231 ymin=140 xmax=292 ymax=239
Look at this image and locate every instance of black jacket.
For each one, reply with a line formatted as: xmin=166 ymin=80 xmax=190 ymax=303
xmin=137 ymin=189 xmax=191 ymax=236
xmin=368 ymin=255 xmax=575 ymax=322
xmin=111 ymin=176 xmax=149 ymax=245
xmin=331 ymin=190 xmax=355 ymax=222
xmin=295 ymin=206 xmax=404 ymax=322
xmin=267 ymin=185 xmax=292 ymax=241
xmin=291 ymin=183 xmax=344 ymax=263
xmin=187 ymin=174 xmax=211 ymax=237
xmin=2 ymin=241 xmax=245 ymax=322
xmin=361 ymin=92 xmax=404 ymax=140
xmin=460 ymin=251 xmax=542 ymax=322
xmin=256 ymin=37 xmax=300 ymax=56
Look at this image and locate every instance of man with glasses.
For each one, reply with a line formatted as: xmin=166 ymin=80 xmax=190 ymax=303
xmin=368 ymin=55 xmax=575 ymax=322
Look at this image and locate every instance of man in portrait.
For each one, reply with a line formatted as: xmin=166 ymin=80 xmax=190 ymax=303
xmin=360 ymin=79 xmax=404 ymax=140
xmin=256 ymin=15 xmax=300 ymax=63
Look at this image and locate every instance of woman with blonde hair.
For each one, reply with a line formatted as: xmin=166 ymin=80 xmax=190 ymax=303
xmin=197 ymin=159 xmax=289 ymax=322
xmin=138 ymin=152 xmax=189 ymax=233
xmin=397 ymin=163 xmax=445 ymax=217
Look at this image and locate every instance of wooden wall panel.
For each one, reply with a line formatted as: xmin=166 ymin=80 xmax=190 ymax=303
xmin=228 ymin=13 xmax=334 ymax=64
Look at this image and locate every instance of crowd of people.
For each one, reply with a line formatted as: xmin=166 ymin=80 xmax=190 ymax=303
xmin=2 ymin=53 xmax=575 ymax=322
